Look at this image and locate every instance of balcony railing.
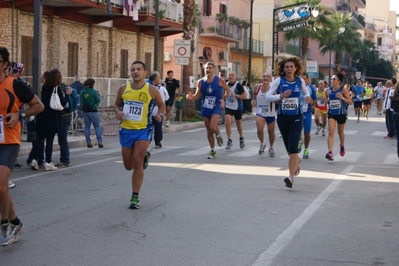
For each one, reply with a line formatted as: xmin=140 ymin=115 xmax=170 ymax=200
xmin=90 ymin=0 xmax=183 ymax=22
xmin=233 ymin=38 xmax=264 ymax=54
xmin=200 ymin=17 xmax=242 ymax=41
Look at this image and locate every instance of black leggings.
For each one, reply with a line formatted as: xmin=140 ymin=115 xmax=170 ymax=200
xmin=277 ymin=114 xmax=303 ymax=154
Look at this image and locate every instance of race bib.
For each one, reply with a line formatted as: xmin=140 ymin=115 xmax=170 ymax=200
xmin=329 ymin=99 xmax=341 ymax=109
xmin=122 ymin=100 xmax=144 ymax=122
xmin=0 ymin=115 xmax=4 ymax=143
xmin=317 ymin=99 xmax=325 ymax=106
xmin=225 ymin=96 xmax=238 ymax=110
xmin=356 ymin=94 xmax=362 ymax=101
xmin=257 ymin=104 xmax=269 ymax=116
xmin=204 ymin=96 xmax=216 ymax=109
xmin=281 ymin=98 xmax=298 ymax=111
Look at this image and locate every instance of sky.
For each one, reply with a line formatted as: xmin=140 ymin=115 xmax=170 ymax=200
xmin=390 ymin=0 xmax=399 ymax=13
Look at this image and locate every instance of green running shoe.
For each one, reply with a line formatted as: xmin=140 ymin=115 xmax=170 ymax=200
xmin=207 ymin=150 xmax=217 ymax=159
xmin=129 ymin=195 xmax=140 ymax=209
xmin=143 ymin=151 xmax=151 ymax=170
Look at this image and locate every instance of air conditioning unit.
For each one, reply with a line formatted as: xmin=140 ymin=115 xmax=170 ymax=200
xmin=164 ymin=52 xmax=171 ymax=62
xmin=219 ymin=51 xmax=227 ymax=60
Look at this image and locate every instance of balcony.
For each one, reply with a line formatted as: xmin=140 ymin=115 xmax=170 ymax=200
xmin=231 ymin=38 xmax=264 ymax=55
xmin=351 ymin=12 xmax=365 ymax=28
xmin=0 ymin=0 xmax=183 ymax=37
xmin=200 ymin=17 xmax=242 ymax=43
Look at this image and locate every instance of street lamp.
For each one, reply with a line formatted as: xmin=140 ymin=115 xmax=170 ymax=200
xmin=328 ymin=26 xmax=345 ymax=86
xmin=248 ymin=0 xmax=254 ymax=87
xmin=154 ymin=0 xmax=160 ymax=71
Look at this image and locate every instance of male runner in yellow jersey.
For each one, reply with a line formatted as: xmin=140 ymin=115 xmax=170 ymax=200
xmin=114 ymin=61 xmax=165 ymax=209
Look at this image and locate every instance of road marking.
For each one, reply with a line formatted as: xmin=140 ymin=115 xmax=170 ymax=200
xmin=333 ymin=151 xmax=363 ymax=162
xmin=383 ymin=154 xmax=399 ymax=164
xmin=178 ymin=147 xmax=211 ymax=156
xmin=227 ymin=147 xmax=260 ymax=157
xmin=183 ymin=128 xmax=205 ymax=133
xmin=11 ymin=156 xmax=121 ymax=183
xmin=252 ymin=165 xmax=354 ymax=266
xmin=81 ymin=147 xmax=121 ymax=156
xmin=371 ymin=131 xmax=388 ymax=136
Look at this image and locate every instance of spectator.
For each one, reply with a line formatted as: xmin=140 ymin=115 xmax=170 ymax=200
xmin=29 ymin=69 xmax=68 ymax=171
xmin=242 ymin=80 xmax=252 ymax=114
xmin=80 ymin=78 xmax=103 ymax=148
xmin=70 ymin=75 xmax=83 ymax=94
xmin=164 ymin=70 xmax=180 ymax=127
xmin=149 ymin=71 xmax=169 ymax=148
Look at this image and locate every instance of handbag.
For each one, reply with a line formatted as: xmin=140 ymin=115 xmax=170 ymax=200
xmin=49 ymin=86 xmax=64 ymax=111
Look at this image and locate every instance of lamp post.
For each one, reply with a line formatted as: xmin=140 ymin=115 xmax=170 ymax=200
xmin=248 ymin=0 xmax=254 ymax=87
xmin=328 ymin=26 xmax=345 ymax=86
xmin=154 ymin=0 xmax=160 ymax=71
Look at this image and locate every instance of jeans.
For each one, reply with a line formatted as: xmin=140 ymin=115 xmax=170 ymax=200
xmin=385 ymin=110 xmax=395 ymax=137
xmin=30 ymin=131 xmax=56 ymax=163
xmin=152 ymin=117 xmax=163 ymax=145
xmin=58 ymin=114 xmax=72 ymax=163
xmin=82 ymin=111 xmax=102 ymax=144
xmin=394 ymin=120 xmax=399 ymax=157
xmin=27 ymin=141 xmax=44 ymax=166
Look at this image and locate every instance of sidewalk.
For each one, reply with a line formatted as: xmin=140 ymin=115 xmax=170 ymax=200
xmin=18 ymin=114 xmax=256 ymax=157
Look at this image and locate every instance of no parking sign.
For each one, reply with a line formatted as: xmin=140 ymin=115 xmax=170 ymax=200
xmin=174 ymin=40 xmax=191 ymax=58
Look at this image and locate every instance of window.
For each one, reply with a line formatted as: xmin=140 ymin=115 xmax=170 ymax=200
xmin=68 ymin=42 xmax=78 ymax=77
xmin=120 ymin=49 xmax=129 ymax=78
xmin=219 ymin=3 xmax=227 ymax=14
xmin=21 ymin=36 xmax=33 ymax=76
xmin=203 ymin=0 xmax=212 ymax=16
xmin=144 ymin=52 xmax=151 ymax=78
xmin=377 ymin=38 xmax=382 ymax=46
xmin=232 ymin=62 xmax=242 ymax=79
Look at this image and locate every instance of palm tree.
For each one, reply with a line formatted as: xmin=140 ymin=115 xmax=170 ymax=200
xmin=283 ymin=0 xmax=332 ymax=69
xmin=318 ymin=13 xmax=362 ymax=73
xmin=352 ymin=39 xmax=379 ymax=76
xmin=181 ymin=0 xmax=197 ymax=116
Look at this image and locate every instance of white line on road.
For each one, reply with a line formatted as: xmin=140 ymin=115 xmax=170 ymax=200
xmin=11 ymin=156 xmax=121 ymax=183
xmin=252 ymin=165 xmax=354 ymax=266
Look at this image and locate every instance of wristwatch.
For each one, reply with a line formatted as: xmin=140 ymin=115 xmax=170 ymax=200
xmin=158 ymin=113 xmax=165 ymax=118
xmin=19 ymin=111 xmax=26 ymax=120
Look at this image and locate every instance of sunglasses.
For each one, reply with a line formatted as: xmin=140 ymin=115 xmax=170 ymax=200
xmin=331 ymin=77 xmax=337 ymax=80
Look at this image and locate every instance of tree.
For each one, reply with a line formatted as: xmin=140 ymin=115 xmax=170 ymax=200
xmin=318 ymin=13 xmax=362 ymax=73
xmin=352 ymin=39 xmax=379 ymax=76
xmin=283 ymin=0 xmax=332 ymax=69
xmin=181 ymin=0 xmax=198 ymax=116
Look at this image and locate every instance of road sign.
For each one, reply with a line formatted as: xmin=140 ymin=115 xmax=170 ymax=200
xmin=306 ymin=60 xmax=318 ymax=78
xmin=174 ymin=40 xmax=191 ymax=58
xmin=175 ymin=58 xmax=189 ymax=65
xmin=356 ymin=71 xmax=361 ymax=79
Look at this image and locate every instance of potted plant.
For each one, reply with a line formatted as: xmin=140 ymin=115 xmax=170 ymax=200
xmin=216 ymin=13 xmax=227 ymax=21
xmin=207 ymin=26 xmax=217 ymax=33
xmin=159 ymin=9 xmax=166 ymax=19
xmin=240 ymin=20 xmax=250 ymax=29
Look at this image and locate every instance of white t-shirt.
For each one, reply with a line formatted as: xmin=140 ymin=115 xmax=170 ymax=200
xmin=152 ymin=84 xmax=169 ymax=116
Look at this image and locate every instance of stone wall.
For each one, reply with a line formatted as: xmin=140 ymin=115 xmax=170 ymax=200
xmin=0 ymin=7 xmax=165 ymax=79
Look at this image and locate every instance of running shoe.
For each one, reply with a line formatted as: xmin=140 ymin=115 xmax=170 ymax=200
xmin=284 ymin=176 xmax=294 ymax=188
xmin=340 ymin=144 xmax=345 ymax=157
xmin=357 ymin=118 xmax=359 ymax=123
xmin=269 ymin=147 xmax=275 ymax=157
xmin=143 ymin=151 xmax=151 ymax=170
xmin=297 ymin=138 xmax=303 ymax=153
xmin=8 ymin=181 xmax=16 ymax=189
xmin=207 ymin=150 xmax=217 ymax=159
xmin=321 ymin=129 xmax=325 ymax=137
xmin=315 ymin=126 xmax=321 ymax=135
xmin=216 ymin=134 xmax=224 ymax=147
xmin=325 ymin=151 xmax=334 ymax=161
xmin=303 ymin=149 xmax=309 ymax=159
xmin=55 ymin=162 xmax=71 ymax=168
xmin=129 ymin=195 xmax=140 ymax=209
xmin=155 ymin=143 xmax=162 ymax=149
xmin=226 ymin=140 xmax=233 ymax=150
xmin=258 ymin=143 xmax=266 ymax=155
xmin=165 ymin=120 xmax=170 ymax=127
xmin=44 ymin=162 xmax=58 ymax=171
xmin=239 ymin=138 xmax=245 ymax=149
xmin=14 ymin=162 xmax=22 ymax=169
xmin=2 ymin=222 xmax=24 ymax=246
xmin=30 ymin=159 xmax=38 ymax=171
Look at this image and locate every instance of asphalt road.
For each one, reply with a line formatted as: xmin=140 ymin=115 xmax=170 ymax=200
xmin=2 ymin=109 xmax=399 ymax=266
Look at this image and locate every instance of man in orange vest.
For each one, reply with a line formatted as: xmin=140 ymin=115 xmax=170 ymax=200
xmin=0 ymin=47 xmax=44 ymax=246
